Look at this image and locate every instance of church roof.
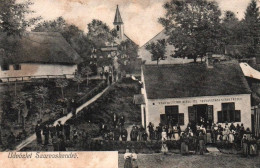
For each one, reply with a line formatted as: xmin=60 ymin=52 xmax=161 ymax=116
xmin=143 ymin=61 xmax=251 ymax=99
xmin=114 ymin=5 xmax=123 ymax=24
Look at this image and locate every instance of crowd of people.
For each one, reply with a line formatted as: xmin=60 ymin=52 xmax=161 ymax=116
xmin=99 ymin=113 xmax=128 ymax=141
xmin=35 ymin=120 xmax=92 ymax=151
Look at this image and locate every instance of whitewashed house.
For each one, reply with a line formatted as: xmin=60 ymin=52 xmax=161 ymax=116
xmin=137 ymin=61 xmax=252 ymax=131
xmin=0 ymin=32 xmax=82 ymax=82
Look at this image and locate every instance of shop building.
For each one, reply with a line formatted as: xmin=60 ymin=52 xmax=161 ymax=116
xmin=139 ymin=61 xmax=252 ymax=130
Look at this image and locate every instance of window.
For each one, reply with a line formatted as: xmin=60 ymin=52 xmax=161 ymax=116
xmin=218 ymin=103 xmax=241 ymax=123
xmin=117 ymin=25 xmax=120 ymax=31
xmin=13 ymin=64 xmax=21 ymax=70
xmin=1 ymin=64 xmax=9 ymax=71
xmin=165 ymin=106 xmax=184 ymax=125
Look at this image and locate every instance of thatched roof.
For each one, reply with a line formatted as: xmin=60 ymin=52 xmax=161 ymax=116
xmin=143 ymin=61 xmax=251 ymax=99
xmin=0 ymin=32 xmax=82 ymax=65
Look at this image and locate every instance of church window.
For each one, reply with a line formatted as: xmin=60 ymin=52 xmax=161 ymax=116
xmin=117 ymin=25 xmax=120 ymax=31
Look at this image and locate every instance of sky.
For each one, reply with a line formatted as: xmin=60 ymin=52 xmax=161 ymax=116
xmin=26 ymin=0 xmax=259 ymax=46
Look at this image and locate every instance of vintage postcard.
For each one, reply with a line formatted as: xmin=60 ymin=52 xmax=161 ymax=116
xmin=0 ymin=0 xmax=260 ymax=168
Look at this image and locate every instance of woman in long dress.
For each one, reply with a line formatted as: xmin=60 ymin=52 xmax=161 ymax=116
xmin=241 ymin=135 xmax=248 ymax=157
xmin=180 ymin=133 xmax=189 ymax=155
xmin=228 ymin=130 xmax=235 ymax=144
xmin=131 ymin=150 xmax=138 ymax=168
xmin=198 ymin=132 xmax=205 ymax=155
xmin=173 ymin=126 xmax=179 ymax=140
xmin=124 ymin=149 xmax=132 ymax=168
xmin=206 ymin=125 xmax=212 ymax=144
xmin=249 ymin=136 xmax=258 ymax=156
xmin=162 ymin=129 xmax=167 ymax=141
xmin=161 ymin=141 xmax=168 ymax=154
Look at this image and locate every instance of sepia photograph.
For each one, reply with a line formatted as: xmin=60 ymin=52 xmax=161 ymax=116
xmin=0 ymin=0 xmax=260 ymax=167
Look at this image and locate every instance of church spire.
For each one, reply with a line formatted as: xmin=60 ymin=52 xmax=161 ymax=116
xmin=114 ymin=5 xmax=123 ymax=25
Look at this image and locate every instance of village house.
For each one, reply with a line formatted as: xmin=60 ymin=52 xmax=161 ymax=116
xmin=0 ymin=32 xmax=82 ymax=82
xmin=138 ymin=60 xmax=252 ymax=131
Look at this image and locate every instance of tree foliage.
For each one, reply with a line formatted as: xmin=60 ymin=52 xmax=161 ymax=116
xmin=118 ymin=39 xmax=139 ymax=60
xmin=0 ymin=0 xmax=40 ymax=36
xmin=242 ymin=0 xmax=260 ymax=58
xmin=159 ymin=0 xmax=222 ymax=62
xmin=87 ymin=19 xmax=117 ymax=48
xmin=55 ymin=78 xmax=69 ymax=99
xmin=145 ymin=39 xmax=166 ymax=65
xmin=33 ymin=17 xmax=92 ymax=61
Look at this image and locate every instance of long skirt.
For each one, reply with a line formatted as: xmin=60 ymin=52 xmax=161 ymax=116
xmin=181 ymin=142 xmax=189 ymax=155
xmin=228 ymin=134 xmax=234 ymax=143
xmin=161 ymin=144 xmax=168 ymax=154
xmin=124 ymin=158 xmax=132 ymax=168
xmin=132 ymin=159 xmax=138 ymax=168
xmin=199 ymin=140 xmax=205 ymax=155
xmin=242 ymin=143 xmax=248 ymax=156
xmin=206 ymin=133 xmax=212 ymax=143
xmin=249 ymin=144 xmax=258 ymax=156
xmin=174 ymin=133 xmax=180 ymax=141
xmin=222 ymin=134 xmax=228 ymax=141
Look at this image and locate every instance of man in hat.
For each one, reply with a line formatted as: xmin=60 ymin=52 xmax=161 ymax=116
xmin=35 ymin=121 xmax=42 ymax=145
xmin=42 ymin=124 xmax=50 ymax=145
xmin=64 ymin=123 xmax=71 ymax=141
xmin=56 ymin=121 xmax=63 ymax=137
xmin=121 ymin=128 xmax=128 ymax=142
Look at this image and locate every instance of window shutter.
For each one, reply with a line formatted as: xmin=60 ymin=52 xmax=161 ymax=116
xmin=178 ymin=113 xmax=184 ymax=125
xmin=188 ymin=106 xmax=195 ymax=122
xmin=207 ymin=105 xmax=214 ymax=121
xmin=218 ymin=111 xmax=222 ymax=123
xmin=235 ymin=110 xmax=241 ymax=122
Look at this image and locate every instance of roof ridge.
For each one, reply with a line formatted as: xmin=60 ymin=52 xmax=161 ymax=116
xmin=140 ymin=29 xmax=166 ymax=48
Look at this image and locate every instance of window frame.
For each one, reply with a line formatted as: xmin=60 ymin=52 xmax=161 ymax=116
xmin=218 ymin=102 xmax=240 ymax=123
xmin=1 ymin=63 xmax=9 ymax=71
xmin=13 ymin=64 xmax=21 ymax=70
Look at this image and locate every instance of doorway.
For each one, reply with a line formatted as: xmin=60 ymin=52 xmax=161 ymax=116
xmin=195 ymin=104 xmax=207 ymax=124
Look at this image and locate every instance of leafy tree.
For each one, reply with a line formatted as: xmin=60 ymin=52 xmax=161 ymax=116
xmin=11 ymin=92 xmax=28 ymax=128
xmin=118 ymin=40 xmax=139 ymax=60
xmin=34 ymin=86 xmax=48 ymax=118
xmin=145 ymin=39 xmax=167 ymax=65
xmin=80 ymin=65 xmax=92 ymax=86
xmin=73 ymin=72 xmax=84 ymax=92
xmin=33 ymin=17 xmax=92 ymax=61
xmin=87 ymin=19 xmax=117 ymax=48
xmin=0 ymin=0 xmax=40 ymax=36
xmin=243 ymin=0 xmax=260 ymax=58
xmin=159 ymin=0 xmax=222 ymax=62
xmin=221 ymin=11 xmax=240 ymax=46
xmin=55 ymin=78 xmax=69 ymax=99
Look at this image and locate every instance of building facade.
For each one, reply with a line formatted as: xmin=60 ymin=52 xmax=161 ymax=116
xmin=0 ymin=32 xmax=82 ymax=82
xmin=140 ymin=62 xmax=252 ymax=130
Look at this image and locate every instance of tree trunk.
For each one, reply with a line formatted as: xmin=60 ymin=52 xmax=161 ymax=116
xmin=87 ymin=74 xmax=89 ymax=86
xmin=77 ymin=83 xmax=80 ymax=93
xmin=193 ymin=55 xmax=197 ymax=63
xmin=15 ymin=82 xmax=17 ymax=97
xmin=18 ymin=109 xmax=21 ymax=124
xmin=23 ymin=116 xmax=25 ymax=130
xmin=157 ymin=58 xmax=159 ymax=66
xmin=61 ymin=87 xmax=64 ymax=99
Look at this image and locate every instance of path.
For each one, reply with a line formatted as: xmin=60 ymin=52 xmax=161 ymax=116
xmin=15 ymin=85 xmax=110 ymax=151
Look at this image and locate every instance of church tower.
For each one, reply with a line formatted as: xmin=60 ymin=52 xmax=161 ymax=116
xmin=113 ymin=5 xmax=124 ymax=41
